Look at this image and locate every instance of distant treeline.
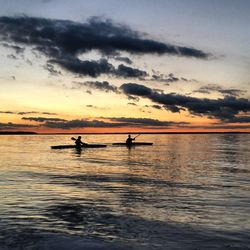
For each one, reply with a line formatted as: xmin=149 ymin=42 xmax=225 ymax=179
xmin=39 ymin=131 xmax=249 ymax=135
xmin=0 ymin=131 xmax=248 ymax=135
xmin=0 ymin=131 xmax=37 ymax=135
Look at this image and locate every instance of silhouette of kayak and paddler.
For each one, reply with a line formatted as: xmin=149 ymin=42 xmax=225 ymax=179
xmin=50 ymin=134 xmax=153 ymax=149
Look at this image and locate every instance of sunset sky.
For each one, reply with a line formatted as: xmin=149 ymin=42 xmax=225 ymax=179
xmin=0 ymin=0 xmax=249 ymax=133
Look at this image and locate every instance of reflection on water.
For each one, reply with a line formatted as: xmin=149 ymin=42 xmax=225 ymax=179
xmin=0 ymin=134 xmax=249 ymax=249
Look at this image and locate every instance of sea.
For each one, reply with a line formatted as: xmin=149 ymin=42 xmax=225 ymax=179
xmin=0 ymin=134 xmax=249 ymax=250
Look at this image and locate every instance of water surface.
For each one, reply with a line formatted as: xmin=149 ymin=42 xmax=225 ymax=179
xmin=0 ymin=134 xmax=249 ymax=249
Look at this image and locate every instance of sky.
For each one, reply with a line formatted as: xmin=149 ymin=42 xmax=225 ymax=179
xmin=0 ymin=0 xmax=249 ymax=133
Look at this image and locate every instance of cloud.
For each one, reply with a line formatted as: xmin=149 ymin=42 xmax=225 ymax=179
xmin=43 ymin=119 xmax=127 ymax=129
xmin=73 ymin=80 xmax=119 ymax=93
xmin=41 ymin=112 xmax=58 ymax=115
xmin=108 ymin=117 xmax=189 ymax=127
xmin=41 ymin=117 xmax=189 ymax=129
xmin=0 ymin=122 xmax=36 ymax=129
xmin=127 ymin=95 xmax=140 ymax=102
xmin=114 ymin=56 xmax=133 ymax=64
xmin=194 ymin=84 xmax=246 ymax=97
xmin=1 ymin=42 xmax=25 ymax=54
xmin=121 ymin=83 xmax=152 ymax=96
xmin=50 ymin=57 xmax=115 ymax=78
xmin=219 ymin=116 xmax=250 ymax=124
xmin=85 ymin=105 xmax=107 ymax=110
xmin=22 ymin=117 xmax=66 ymax=122
xmin=143 ymin=104 xmax=162 ymax=110
xmin=0 ymin=16 xmax=210 ymax=78
xmin=7 ymin=54 xmax=18 ymax=60
xmin=44 ymin=63 xmax=62 ymax=76
xmin=180 ymin=124 xmax=250 ymax=130
xmin=151 ymin=105 xmax=162 ymax=110
xmin=50 ymin=56 xmax=147 ymax=78
xmin=0 ymin=111 xmax=58 ymax=115
xmin=0 ymin=111 xmax=15 ymax=114
xmin=152 ymin=73 xmax=179 ymax=83
xmin=150 ymin=72 xmax=193 ymax=84
xmin=212 ymin=125 xmax=250 ymax=129
xmin=120 ymin=83 xmax=250 ymax=120
xmin=115 ymin=64 xmax=148 ymax=78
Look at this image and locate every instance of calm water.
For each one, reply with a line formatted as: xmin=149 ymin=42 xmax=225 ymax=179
xmin=0 ymin=134 xmax=249 ymax=249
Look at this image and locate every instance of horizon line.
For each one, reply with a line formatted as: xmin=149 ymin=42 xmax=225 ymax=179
xmin=0 ymin=131 xmax=249 ymax=135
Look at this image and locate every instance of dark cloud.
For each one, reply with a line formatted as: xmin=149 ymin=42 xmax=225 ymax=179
xmin=18 ymin=111 xmax=58 ymax=115
xmin=211 ymin=125 xmax=250 ymax=129
xmin=127 ymin=95 xmax=140 ymax=102
xmin=220 ymin=116 xmax=250 ymax=124
xmin=73 ymin=80 xmax=119 ymax=93
xmin=179 ymin=124 xmax=250 ymax=130
xmin=0 ymin=16 xmax=210 ymax=78
xmin=41 ymin=112 xmax=58 ymax=115
xmin=43 ymin=117 xmax=189 ymax=129
xmin=219 ymin=89 xmax=246 ymax=97
xmin=152 ymin=73 xmax=179 ymax=83
xmin=120 ymin=83 xmax=250 ymax=120
xmin=50 ymin=55 xmax=147 ymax=78
xmin=44 ymin=63 xmax=62 ymax=76
xmin=121 ymin=83 xmax=152 ymax=96
xmin=114 ymin=56 xmax=133 ymax=64
xmin=0 ymin=111 xmax=58 ymax=115
xmin=194 ymin=84 xmax=246 ymax=97
xmin=151 ymin=72 xmax=192 ymax=84
xmin=143 ymin=104 xmax=162 ymax=110
xmin=127 ymin=102 xmax=138 ymax=106
xmin=42 ymin=116 xmax=249 ymax=130
xmin=151 ymin=105 xmax=162 ymax=110
xmin=85 ymin=105 xmax=107 ymax=110
xmin=43 ymin=119 xmax=127 ymax=129
xmin=163 ymin=105 xmax=184 ymax=113
xmin=1 ymin=42 xmax=25 ymax=54
xmin=50 ymin=57 xmax=115 ymax=78
xmin=22 ymin=117 xmax=66 ymax=122
xmin=108 ymin=117 xmax=189 ymax=127
xmin=0 ymin=122 xmax=36 ymax=129
xmin=0 ymin=111 xmax=15 ymax=114
xmin=116 ymin=64 xmax=148 ymax=78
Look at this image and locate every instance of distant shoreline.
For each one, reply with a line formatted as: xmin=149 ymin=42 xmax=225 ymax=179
xmin=0 ymin=131 xmax=249 ymax=135
xmin=0 ymin=131 xmax=38 ymax=135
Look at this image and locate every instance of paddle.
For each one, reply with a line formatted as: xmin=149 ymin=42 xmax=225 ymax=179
xmin=133 ymin=134 xmax=141 ymax=140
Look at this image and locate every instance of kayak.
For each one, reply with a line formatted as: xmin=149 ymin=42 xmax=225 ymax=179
xmin=112 ymin=142 xmax=153 ymax=146
xmin=51 ymin=144 xmax=107 ymax=149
